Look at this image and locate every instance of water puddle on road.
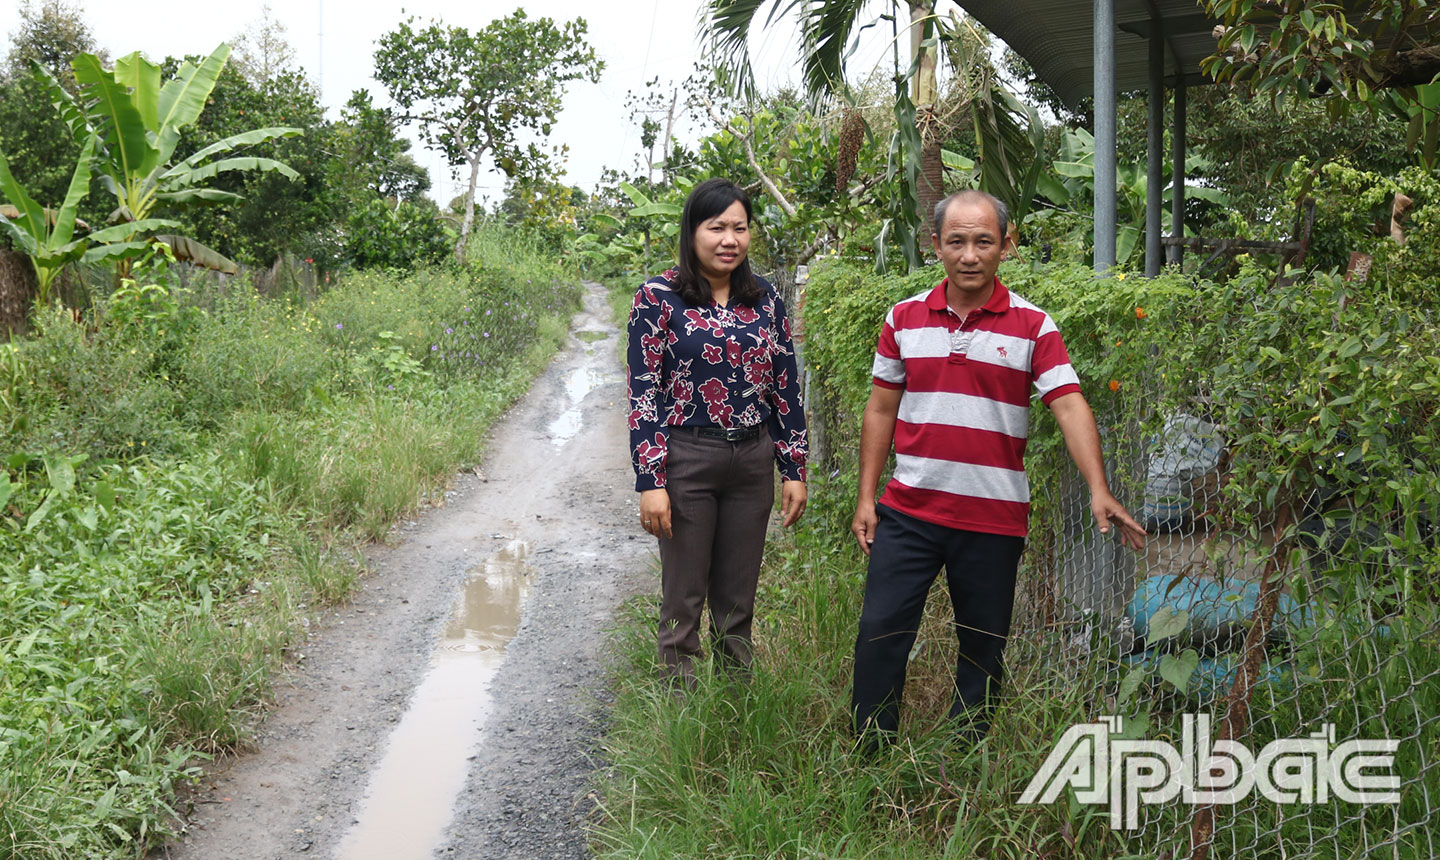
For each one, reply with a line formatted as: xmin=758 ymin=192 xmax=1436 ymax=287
xmin=546 ymin=366 xmax=615 ymax=447
xmin=335 ymin=541 xmax=532 ymax=860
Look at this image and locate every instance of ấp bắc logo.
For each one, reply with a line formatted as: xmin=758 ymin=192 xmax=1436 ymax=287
xmin=1018 ymin=714 xmax=1399 ymax=830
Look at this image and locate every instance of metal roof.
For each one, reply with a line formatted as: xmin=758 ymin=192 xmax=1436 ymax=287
xmin=960 ymin=0 xmax=1223 ymax=107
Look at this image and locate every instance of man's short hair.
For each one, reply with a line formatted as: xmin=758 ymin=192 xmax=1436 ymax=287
xmin=932 ymin=191 xmax=1009 ymax=241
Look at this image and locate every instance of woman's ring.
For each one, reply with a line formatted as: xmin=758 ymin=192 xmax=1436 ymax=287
xmin=643 ymin=520 xmax=652 ymax=526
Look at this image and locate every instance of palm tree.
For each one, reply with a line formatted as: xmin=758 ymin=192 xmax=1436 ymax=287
xmin=704 ymin=0 xmax=946 ymax=238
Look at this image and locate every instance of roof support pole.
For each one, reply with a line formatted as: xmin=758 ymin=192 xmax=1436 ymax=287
xmin=1170 ymin=73 xmax=1187 ymax=267
xmin=1146 ymin=16 xmax=1164 ymax=276
xmin=1093 ymin=0 xmax=1117 ymax=272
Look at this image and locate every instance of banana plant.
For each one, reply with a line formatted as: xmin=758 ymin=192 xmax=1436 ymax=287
xmin=0 ymin=134 xmax=178 ymax=306
xmin=34 ymin=44 xmax=301 ymax=271
xmin=1043 ymin=127 xmax=1229 ymax=265
xmin=615 ymin=180 xmax=686 ymax=277
xmin=971 ymin=85 xmax=1046 ymax=229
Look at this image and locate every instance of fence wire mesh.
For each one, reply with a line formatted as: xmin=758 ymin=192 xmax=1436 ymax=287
xmin=805 ymin=352 xmax=1439 ymax=860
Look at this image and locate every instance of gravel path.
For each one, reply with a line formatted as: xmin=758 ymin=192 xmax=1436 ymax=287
xmin=156 ymin=282 xmax=653 ymax=860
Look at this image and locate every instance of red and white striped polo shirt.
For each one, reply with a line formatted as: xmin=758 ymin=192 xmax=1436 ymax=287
xmin=872 ymin=278 xmax=1080 ymax=537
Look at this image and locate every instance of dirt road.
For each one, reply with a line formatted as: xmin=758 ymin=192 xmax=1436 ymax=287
xmin=158 ymin=282 xmax=653 ymax=860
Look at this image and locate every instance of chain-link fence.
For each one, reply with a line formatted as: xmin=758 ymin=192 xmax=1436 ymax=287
xmin=1018 ymin=385 xmax=1437 ymax=859
xmin=801 ymin=263 xmax=1439 ymax=860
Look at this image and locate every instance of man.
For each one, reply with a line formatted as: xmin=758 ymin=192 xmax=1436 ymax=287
xmin=850 ymin=190 xmax=1145 ymax=747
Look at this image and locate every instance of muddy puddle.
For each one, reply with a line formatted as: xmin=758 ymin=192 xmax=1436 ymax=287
xmin=334 ymin=541 xmax=532 ymax=860
xmin=546 ymin=366 xmax=618 ymax=446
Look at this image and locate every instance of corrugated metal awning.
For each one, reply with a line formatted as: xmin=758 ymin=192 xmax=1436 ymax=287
xmin=959 ymin=0 xmax=1222 ymax=107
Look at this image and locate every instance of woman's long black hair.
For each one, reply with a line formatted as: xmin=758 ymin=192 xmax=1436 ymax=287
xmin=672 ymin=178 xmax=763 ymax=307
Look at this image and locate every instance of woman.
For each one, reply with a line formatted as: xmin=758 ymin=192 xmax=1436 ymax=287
xmin=626 ymin=177 xmax=808 ymax=685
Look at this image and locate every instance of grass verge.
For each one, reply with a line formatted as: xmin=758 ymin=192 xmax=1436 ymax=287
xmin=0 ymin=221 xmax=580 ymax=858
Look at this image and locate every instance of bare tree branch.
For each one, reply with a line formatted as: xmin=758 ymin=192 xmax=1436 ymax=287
xmin=701 ymin=94 xmax=797 ymax=219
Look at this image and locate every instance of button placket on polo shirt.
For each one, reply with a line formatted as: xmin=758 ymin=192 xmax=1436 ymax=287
xmin=948 ymin=308 xmax=980 ymax=364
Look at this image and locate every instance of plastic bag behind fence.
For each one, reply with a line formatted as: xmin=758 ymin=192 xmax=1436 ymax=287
xmin=1142 ymin=413 xmax=1224 ymax=532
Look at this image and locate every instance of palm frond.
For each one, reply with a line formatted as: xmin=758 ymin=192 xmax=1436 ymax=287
xmin=704 ymin=0 xmax=802 ymax=98
xmin=800 ymin=0 xmax=871 ymax=100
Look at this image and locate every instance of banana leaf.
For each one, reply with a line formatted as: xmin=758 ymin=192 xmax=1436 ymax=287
xmin=155 ymin=189 xmax=244 ymax=206
xmin=0 ymin=212 xmax=40 ymax=256
xmin=941 ymin=148 xmax=975 ymax=172
xmin=86 ymin=218 xmax=182 ymax=243
xmin=72 ymin=53 xmax=153 ymax=182
xmin=30 ymin=61 xmax=91 ymax=144
xmin=50 ymin=135 xmax=98 ymax=248
xmin=157 ymin=45 xmax=231 ymax=136
xmin=629 ymin=202 xmax=682 ymax=218
xmin=1116 ymin=224 xmax=1141 ymax=266
xmin=151 ymin=234 xmax=238 ymax=274
xmin=114 ymin=52 xmax=162 ymax=133
xmin=618 ymin=181 xmax=654 ymax=208
xmin=174 ymin=128 xmax=303 ymax=172
xmin=0 ymin=157 xmax=48 ymax=253
xmin=172 ymin=156 xmax=300 ymax=185
xmin=81 ymin=240 xmax=151 ymax=265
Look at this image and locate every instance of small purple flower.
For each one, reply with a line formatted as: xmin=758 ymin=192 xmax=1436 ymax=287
xmin=445 ymin=328 xmax=453 ymax=334
xmin=431 ymin=345 xmax=438 ymax=351
xmin=335 ymin=323 xmax=343 ymax=330
xmin=483 ymin=332 xmax=490 ymax=338
xmin=388 ymin=384 xmax=395 ymax=390
xmin=486 ymin=309 xmax=492 ymax=316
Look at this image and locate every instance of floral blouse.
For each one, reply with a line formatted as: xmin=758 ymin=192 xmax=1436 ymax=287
xmin=626 ymin=270 xmax=808 ymax=492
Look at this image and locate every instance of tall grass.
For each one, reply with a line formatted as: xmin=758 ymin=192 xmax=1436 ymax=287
xmin=594 ymin=479 xmax=1135 ymax=860
xmin=0 ymin=224 xmax=581 ymax=859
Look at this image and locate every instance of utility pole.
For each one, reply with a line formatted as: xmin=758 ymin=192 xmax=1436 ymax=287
xmin=659 ymin=88 xmax=678 ymax=182
xmin=317 ymin=0 xmax=324 ymax=95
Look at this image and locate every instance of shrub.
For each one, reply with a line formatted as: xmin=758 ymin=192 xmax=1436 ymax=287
xmin=343 ymin=197 xmax=454 ymax=270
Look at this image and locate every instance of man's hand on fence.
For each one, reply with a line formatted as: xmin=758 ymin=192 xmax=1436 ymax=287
xmin=1091 ymin=491 xmax=1147 ymax=552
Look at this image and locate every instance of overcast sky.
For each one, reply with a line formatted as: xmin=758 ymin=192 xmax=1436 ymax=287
xmin=0 ymin=0 xmax=907 ymax=208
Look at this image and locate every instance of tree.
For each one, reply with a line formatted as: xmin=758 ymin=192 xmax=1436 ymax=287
xmin=626 ymin=76 xmax=685 ymax=184
xmin=705 ymin=0 xmax=944 ymax=267
xmin=344 ymin=197 xmax=451 ymax=270
xmin=703 ymin=3 xmax=1045 ymax=271
xmin=176 ymin=62 xmax=338 ymax=265
xmin=4 ymin=0 xmax=102 ymax=80
xmin=0 ymin=134 xmax=175 ymax=305
xmin=335 ymin=90 xmax=430 ymax=204
xmin=498 ymin=175 xmax=584 ymax=248
xmin=1203 ymin=1 xmax=1440 ymax=166
xmin=1182 ymin=87 xmax=1414 ymax=225
xmin=37 ymin=44 xmax=301 ymax=271
xmin=0 ymin=0 xmax=102 ymax=221
xmin=1206 ymin=1 xmax=1440 ymax=94
xmin=373 ymin=11 xmax=602 ymax=262
xmin=229 ymin=3 xmax=297 ymax=84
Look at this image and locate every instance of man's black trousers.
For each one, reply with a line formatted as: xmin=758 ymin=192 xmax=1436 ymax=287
xmin=851 ymin=503 xmax=1025 ymax=742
